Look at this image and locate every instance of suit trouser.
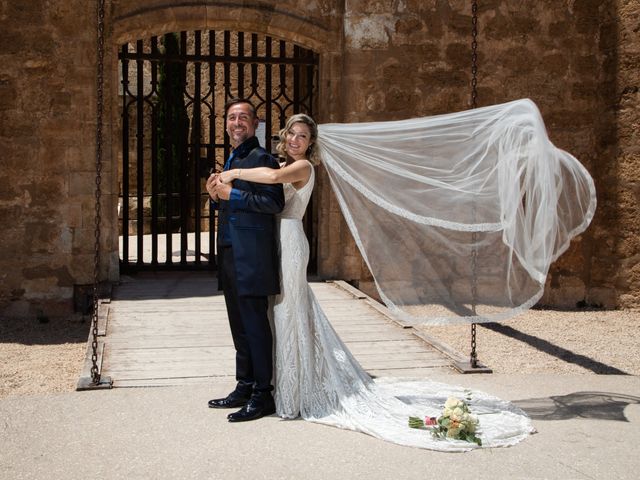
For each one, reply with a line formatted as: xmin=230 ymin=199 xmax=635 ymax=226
xmin=218 ymin=246 xmax=273 ymax=393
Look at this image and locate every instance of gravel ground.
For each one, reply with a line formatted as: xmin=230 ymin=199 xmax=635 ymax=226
xmin=417 ymin=308 xmax=640 ymax=375
xmin=0 ymin=317 xmax=88 ymax=400
xmin=1 ymin=308 xmax=638 ymax=401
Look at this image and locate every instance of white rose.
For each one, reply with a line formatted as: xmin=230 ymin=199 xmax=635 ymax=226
xmin=444 ymin=397 xmax=459 ymax=409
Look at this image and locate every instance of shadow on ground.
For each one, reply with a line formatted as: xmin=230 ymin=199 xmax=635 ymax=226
xmin=515 ymin=391 xmax=640 ymax=422
xmin=0 ymin=317 xmax=89 ymax=346
xmin=116 ymin=271 xmax=222 ymax=301
xmin=482 ymin=322 xmax=629 ymax=374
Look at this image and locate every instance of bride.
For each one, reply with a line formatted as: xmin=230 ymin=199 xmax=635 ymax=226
xmin=218 ymin=113 xmax=535 ymax=451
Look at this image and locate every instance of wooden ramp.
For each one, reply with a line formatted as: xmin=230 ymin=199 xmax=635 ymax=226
xmin=84 ymin=272 xmax=459 ymax=388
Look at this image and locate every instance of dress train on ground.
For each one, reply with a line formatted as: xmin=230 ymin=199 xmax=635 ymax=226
xmin=271 ymin=164 xmax=534 ymax=452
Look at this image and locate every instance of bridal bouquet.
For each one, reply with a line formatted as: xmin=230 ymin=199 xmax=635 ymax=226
xmin=409 ymin=396 xmax=482 ymax=446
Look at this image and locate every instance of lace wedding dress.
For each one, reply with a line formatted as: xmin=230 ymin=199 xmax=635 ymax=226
xmin=272 ymin=161 xmax=534 ymax=452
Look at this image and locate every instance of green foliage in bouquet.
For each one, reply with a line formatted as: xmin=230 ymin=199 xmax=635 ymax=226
xmin=408 ymin=395 xmax=482 ymax=446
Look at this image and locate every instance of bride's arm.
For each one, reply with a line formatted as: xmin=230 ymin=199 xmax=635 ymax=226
xmin=220 ymin=160 xmax=311 ymax=185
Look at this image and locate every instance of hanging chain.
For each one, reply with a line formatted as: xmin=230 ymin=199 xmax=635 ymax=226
xmin=471 ymin=0 xmax=479 ymax=109
xmin=91 ymin=0 xmax=106 ymax=384
xmin=469 ymin=0 xmax=479 ymax=368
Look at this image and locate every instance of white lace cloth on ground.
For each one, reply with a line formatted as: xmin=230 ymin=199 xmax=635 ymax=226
xmin=316 ymin=99 xmax=597 ymax=325
xmin=272 ymin=162 xmax=534 ymax=452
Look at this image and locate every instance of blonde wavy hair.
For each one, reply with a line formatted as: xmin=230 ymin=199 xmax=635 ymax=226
xmin=275 ymin=113 xmax=320 ymax=165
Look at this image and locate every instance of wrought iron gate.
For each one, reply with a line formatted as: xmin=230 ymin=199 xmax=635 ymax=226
xmin=118 ymin=30 xmax=319 ymax=272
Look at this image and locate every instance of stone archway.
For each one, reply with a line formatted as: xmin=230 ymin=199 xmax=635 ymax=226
xmin=105 ymin=3 xmax=343 ymax=275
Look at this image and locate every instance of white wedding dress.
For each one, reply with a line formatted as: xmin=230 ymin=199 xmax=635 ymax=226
xmin=271 ymin=161 xmax=534 ymax=452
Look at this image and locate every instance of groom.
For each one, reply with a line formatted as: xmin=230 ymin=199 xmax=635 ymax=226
xmin=206 ymin=98 xmax=284 ymax=422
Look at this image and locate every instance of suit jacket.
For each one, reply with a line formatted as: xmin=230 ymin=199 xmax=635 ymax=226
xmin=214 ymin=136 xmax=284 ymax=296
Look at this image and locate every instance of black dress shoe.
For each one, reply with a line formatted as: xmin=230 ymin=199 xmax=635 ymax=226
xmin=227 ymin=393 xmax=276 ymax=422
xmin=208 ymin=389 xmax=252 ymax=409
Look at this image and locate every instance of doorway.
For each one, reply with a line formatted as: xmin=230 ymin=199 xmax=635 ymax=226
xmin=118 ymin=30 xmax=319 ymax=273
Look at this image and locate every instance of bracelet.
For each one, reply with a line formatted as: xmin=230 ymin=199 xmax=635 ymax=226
xmin=237 ymin=169 xmax=241 ymax=179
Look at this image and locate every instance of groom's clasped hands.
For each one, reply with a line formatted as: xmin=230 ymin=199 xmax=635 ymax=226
xmin=206 ymin=172 xmax=232 ymax=201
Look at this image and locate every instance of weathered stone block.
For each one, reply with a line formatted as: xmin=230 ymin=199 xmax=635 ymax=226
xmin=345 ymin=14 xmax=393 ymax=50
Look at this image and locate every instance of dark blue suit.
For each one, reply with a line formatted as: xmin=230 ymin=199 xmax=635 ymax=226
xmin=212 ymin=136 xmax=284 ymax=393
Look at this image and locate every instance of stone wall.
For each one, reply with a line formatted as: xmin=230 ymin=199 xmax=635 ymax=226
xmin=609 ymin=0 xmax=640 ymax=308
xmin=0 ymin=0 xmax=117 ymax=318
xmin=317 ymin=0 xmax=640 ymax=310
xmin=0 ymin=0 xmax=638 ymax=319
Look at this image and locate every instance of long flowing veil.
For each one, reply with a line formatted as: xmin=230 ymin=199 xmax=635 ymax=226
xmin=316 ymin=99 xmax=597 ymax=325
